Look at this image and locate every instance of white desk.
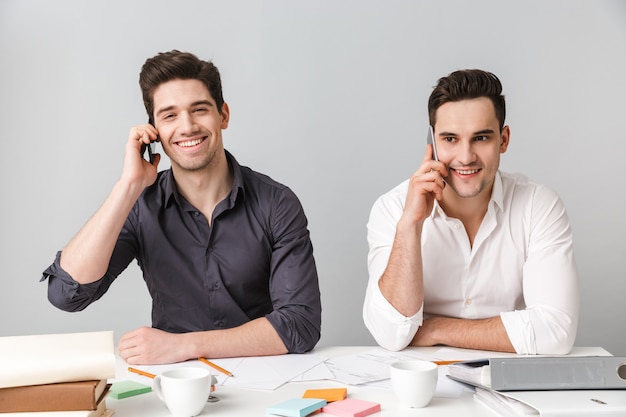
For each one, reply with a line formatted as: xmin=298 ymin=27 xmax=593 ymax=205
xmin=107 ymin=346 xmax=609 ymax=417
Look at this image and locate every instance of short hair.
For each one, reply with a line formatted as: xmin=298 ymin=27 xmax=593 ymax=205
xmin=139 ymin=50 xmax=225 ymax=124
xmin=428 ymin=69 xmax=506 ymax=131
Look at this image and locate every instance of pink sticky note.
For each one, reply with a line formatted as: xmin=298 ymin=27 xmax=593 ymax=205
xmin=321 ymin=398 xmax=381 ymax=417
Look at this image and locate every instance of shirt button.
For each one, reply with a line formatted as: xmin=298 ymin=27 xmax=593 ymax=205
xmin=215 ymin=321 xmax=224 ymax=328
xmin=194 ymin=211 xmax=200 ymax=217
xmin=454 ymin=223 xmax=461 ymax=230
xmin=465 ymin=298 xmax=472 ymax=305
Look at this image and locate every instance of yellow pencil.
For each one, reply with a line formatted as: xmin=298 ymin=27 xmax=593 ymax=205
xmin=198 ymin=357 xmax=234 ymax=377
xmin=128 ymin=366 xmax=156 ymax=379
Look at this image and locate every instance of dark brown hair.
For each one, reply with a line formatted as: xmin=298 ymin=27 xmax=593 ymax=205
xmin=428 ymin=69 xmax=506 ymax=131
xmin=139 ymin=50 xmax=225 ymax=124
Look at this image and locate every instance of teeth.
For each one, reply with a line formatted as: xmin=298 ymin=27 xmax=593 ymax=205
xmin=178 ymin=138 xmax=203 ymax=147
xmin=456 ymin=169 xmax=479 ymax=175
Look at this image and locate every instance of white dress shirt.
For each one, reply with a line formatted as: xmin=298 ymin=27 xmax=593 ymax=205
xmin=363 ymin=171 xmax=579 ymax=354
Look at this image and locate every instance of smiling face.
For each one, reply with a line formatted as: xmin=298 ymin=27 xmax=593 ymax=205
xmin=152 ymin=78 xmax=229 ymax=174
xmin=434 ymin=97 xmax=510 ymax=202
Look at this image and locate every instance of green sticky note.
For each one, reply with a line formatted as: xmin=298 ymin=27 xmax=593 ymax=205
xmin=109 ymin=380 xmax=152 ymax=399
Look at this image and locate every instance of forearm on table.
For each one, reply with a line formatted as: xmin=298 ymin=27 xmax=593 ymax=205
xmin=412 ymin=316 xmax=515 ymax=353
xmin=61 ymin=179 xmax=142 ymax=284
xmin=186 ymin=317 xmax=288 ymax=359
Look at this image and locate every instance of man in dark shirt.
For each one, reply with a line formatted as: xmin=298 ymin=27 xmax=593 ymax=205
xmin=41 ymin=50 xmax=321 ymax=365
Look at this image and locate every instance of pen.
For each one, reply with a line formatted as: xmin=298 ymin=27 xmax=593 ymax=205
xmin=198 ymin=357 xmax=234 ymax=377
xmin=433 ymin=360 xmax=462 ymax=366
xmin=128 ymin=366 xmax=156 ymax=379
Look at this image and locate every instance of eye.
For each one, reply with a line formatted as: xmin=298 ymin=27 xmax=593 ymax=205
xmin=474 ymin=135 xmax=488 ymax=142
xmin=443 ymin=136 xmax=456 ymax=143
xmin=193 ymin=107 xmax=209 ymax=113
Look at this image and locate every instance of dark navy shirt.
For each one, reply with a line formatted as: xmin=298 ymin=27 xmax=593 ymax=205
xmin=42 ymin=151 xmax=321 ymax=353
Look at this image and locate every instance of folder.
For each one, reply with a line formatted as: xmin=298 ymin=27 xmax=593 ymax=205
xmin=474 ymin=386 xmax=626 ymax=417
xmin=447 ymin=356 xmax=626 ymax=391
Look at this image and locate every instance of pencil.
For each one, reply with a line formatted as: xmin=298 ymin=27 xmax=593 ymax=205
xmin=433 ymin=360 xmax=462 ymax=366
xmin=128 ymin=366 xmax=156 ymax=379
xmin=198 ymin=357 xmax=234 ymax=377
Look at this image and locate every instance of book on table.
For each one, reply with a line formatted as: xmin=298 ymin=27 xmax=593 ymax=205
xmin=0 ymin=379 xmax=110 ymax=412
xmin=0 ymin=331 xmax=115 ymax=389
xmin=0 ymin=392 xmax=112 ymax=417
xmin=0 ymin=331 xmax=116 ymax=416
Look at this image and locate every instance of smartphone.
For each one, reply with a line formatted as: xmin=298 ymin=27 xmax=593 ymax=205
xmin=142 ymin=141 xmax=156 ymax=164
xmin=143 ymin=120 xmax=158 ymax=163
xmin=426 ymin=126 xmax=439 ymax=161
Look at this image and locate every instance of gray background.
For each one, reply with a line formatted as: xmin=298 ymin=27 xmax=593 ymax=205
xmin=1 ymin=0 xmax=625 ymax=355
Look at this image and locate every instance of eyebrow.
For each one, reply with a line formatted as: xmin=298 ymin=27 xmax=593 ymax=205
xmin=155 ymin=100 xmax=215 ymax=117
xmin=438 ymin=129 xmax=496 ymax=137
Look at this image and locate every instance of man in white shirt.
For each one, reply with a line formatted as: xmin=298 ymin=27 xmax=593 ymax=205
xmin=363 ymin=69 xmax=579 ymax=355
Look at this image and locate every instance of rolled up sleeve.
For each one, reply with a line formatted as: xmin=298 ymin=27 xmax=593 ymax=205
xmin=363 ymin=280 xmax=423 ymax=351
xmin=41 ymin=251 xmax=110 ymax=312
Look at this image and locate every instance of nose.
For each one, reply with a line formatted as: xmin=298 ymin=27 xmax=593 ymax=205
xmin=177 ymin=111 xmax=196 ymax=135
xmin=457 ymin=140 xmax=477 ymax=166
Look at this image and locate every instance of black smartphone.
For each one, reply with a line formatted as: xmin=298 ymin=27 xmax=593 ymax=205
xmin=426 ymin=126 xmax=439 ymax=161
xmin=142 ymin=141 xmax=156 ymax=164
xmin=143 ymin=120 xmax=158 ymax=163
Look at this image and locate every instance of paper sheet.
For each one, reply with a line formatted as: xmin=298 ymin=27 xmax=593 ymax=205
xmin=126 ymin=352 xmax=327 ymax=391
xmin=324 ymin=347 xmax=439 ymax=385
xmin=0 ymin=331 xmax=116 ymax=388
xmin=321 ymin=347 xmax=481 ymax=398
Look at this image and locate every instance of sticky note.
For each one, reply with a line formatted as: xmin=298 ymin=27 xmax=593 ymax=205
xmin=266 ymin=398 xmax=327 ymax=417
xmin=108 ymin=380 xmax=152 ymax=399
xmin=303 ymin=388 xmax=347 ymax=402
xmin=321 ymin=398 xmax=381 ymax=417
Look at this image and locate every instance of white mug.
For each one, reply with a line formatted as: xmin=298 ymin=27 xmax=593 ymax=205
xmin=153 ymin=367 xmax=212 ymax=417
xmin=390 ymin=360 xmax=438 ymax=408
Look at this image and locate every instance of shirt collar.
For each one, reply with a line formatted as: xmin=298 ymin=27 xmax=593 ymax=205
xmin=163 ymin=149 xmax=245 ymax=208
xmin=430 ymin=170 xmax=504 ymax=218
xmin=491 ymin=170 xmax=504 ymax=212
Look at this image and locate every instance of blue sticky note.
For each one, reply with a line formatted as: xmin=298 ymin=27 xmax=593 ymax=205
xmin=267 ymin=398 xmax=327 ymax=417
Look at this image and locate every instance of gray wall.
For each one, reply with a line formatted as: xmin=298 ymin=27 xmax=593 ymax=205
xmin=1 ymin=0 xmax=625 ymax=355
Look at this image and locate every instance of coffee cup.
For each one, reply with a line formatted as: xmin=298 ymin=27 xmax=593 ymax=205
xmin=390 ymin=360 xmax=438 ymax=408
xmin=153 ymin=367 xmax=212 ymax=417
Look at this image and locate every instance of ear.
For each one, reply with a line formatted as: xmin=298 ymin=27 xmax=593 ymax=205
xmin=499 ymin=125 xmax=510 ymax=153
xmin=220 ymin=102 xmax=230 ymax=129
